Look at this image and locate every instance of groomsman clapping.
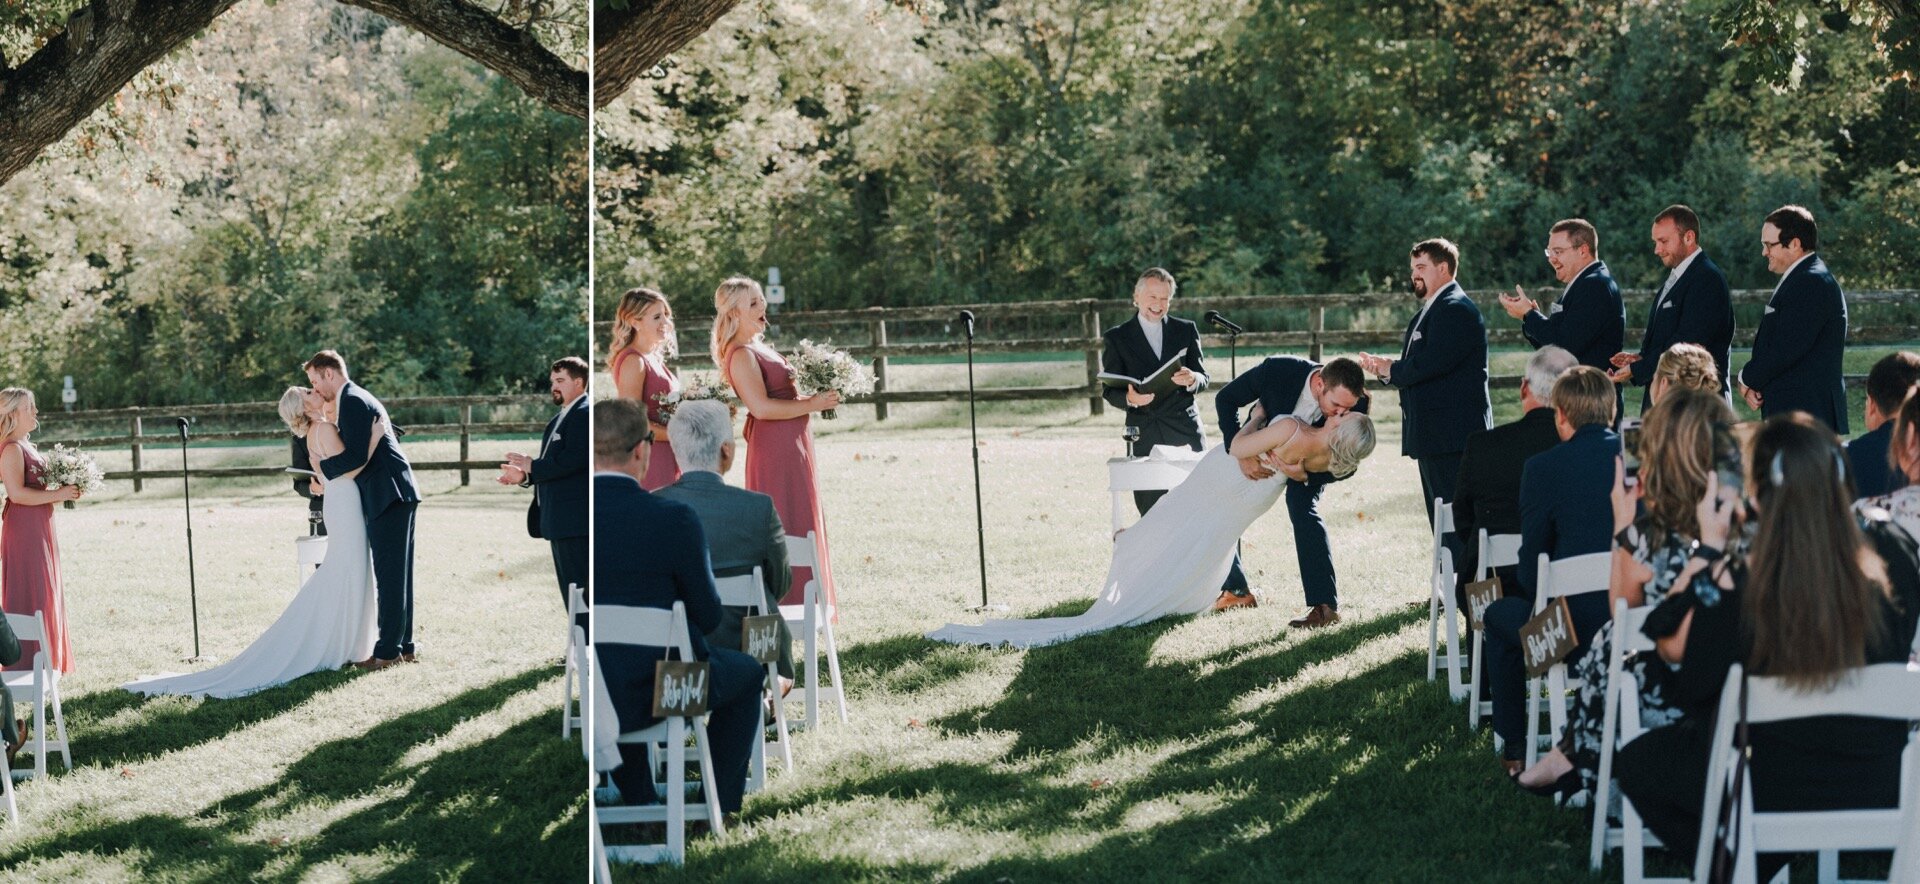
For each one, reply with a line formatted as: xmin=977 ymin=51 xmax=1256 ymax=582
xmin=503 ymin=357 xmax=591 ymax=622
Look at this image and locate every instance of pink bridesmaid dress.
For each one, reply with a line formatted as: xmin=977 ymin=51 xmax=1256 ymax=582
xmin=724 ymin=344 xmax=836 ymax=612
xmin=2 ymin=441 xmax=72 ymax=675
xmin=612 ymin=347 xmax=681 ymax=491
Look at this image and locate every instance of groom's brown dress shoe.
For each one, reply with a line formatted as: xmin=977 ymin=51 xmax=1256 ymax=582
xmin=1287 ymin=604 xmax=1341 ymax=629
xmin=1211 ymin=591 xmax=1259 ymax=612
xmin=351 ymin=657 xmax=398 ymax=671
xmin=400 ymin=653 xmax=420 ymax=664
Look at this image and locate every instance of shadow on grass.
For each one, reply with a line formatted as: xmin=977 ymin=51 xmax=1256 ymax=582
xmin=65 ymin=667 xmax=359 ymax=768
xmin=4 ymin=667 xmax=583 ymax=882
xmin=632 ymin=607 xmax=1607 ymax=883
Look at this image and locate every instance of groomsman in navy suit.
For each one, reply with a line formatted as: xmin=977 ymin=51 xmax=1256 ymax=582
xmin=1359 ymin=238 xmax=1492 ymax=579
xmin=1500 ymin=218 xmax=1626 ymax=417
xmin=1214 ymin=356 xmax=1370 ymax=627
xmin=1607 ymin=205 xmax=1733 ymax=413
xmin=503 ymin=357 xmax=590 ymax=625
xmin=1739 ymin=205 xmax=1850 ymax=433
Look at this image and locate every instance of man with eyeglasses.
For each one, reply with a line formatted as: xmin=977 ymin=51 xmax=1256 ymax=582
xmin=1498 ymin=218 xmax=1626 ymax=418
xmin=1738 ymin=204 xmax=1849 ymax=433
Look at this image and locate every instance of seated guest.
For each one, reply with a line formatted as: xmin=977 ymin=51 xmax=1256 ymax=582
xmin=1517 ymin=388 xmax=1736 ymax=795
xmin=1858 ymin=389 xmax=1920 ymax=645
xmin=1482 ymin=366 xmax=1618 ymax=776
xmin=593 ymin=398 xmax=761 ymax=819
xmin=657 ymin=399 xmax=796 ymax=683
xmin=1849 ymin=351 xmax=1920 ymax=500
xmin=1644 ymin=342 xmax=1720 ymax=408
xmin=1617 ymin=415 xmax=1920 ymax=878
xmin=1 ymin=610 xmax=17 ymax=766
xmin=1451 ymin=344 xmax=1577 ymax=616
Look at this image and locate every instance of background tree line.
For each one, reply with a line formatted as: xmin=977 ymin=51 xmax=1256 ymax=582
xmin=596 ymin=0 xmax=1920 ymax=322
xmin=0 ymin=1 xmax=586 ymax=409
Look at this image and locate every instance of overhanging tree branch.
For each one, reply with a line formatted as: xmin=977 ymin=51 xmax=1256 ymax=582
xmin=594 ymin=0 xmax=743 ymax=109
xmin=341 ymin=0 xmax=586 ymax=119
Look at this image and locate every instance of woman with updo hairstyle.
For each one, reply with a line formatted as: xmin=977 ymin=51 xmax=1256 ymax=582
xmin=711 ymin=275 xmax=841 ymax=610
xmin=610 ymin=287 xmax=681 ymax=490
xmin=0 ymin=388 xmax=80 ymax=678
xmin=1646 ymin=342 xmax=1720 ymax=407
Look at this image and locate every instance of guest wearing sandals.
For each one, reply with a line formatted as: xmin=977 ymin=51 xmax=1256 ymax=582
xmin=0 ymin=388 xmax=80 ymax=677
xmin=711 ymin=276 xmax=840 ymax=610
xmin=1615 ymin=415 xmax=1920 ymax=876
xmin=1516 ymin=387 xmax=1736 ymax=796
xmin=610 ymin=287 xmax=681 ymax=491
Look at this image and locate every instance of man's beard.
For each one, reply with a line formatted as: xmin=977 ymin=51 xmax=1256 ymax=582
xmin=550 ymin=389 xmax=564 ymax=405
xmin=1410 ymin=277 xmax=1427 ymax=298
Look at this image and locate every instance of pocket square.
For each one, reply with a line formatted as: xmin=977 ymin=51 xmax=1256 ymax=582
xmin=1549 ymin=302 xmax=1565 ymax=315
xmin=1660 ymin=301 xmax=1675 ymax=309
xmin=1764 ymin=305 xmax=1777 ymax=315
xmin=1410 ymin=331 xmax=1424 ymax=343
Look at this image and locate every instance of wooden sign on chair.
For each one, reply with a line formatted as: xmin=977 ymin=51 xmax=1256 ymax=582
xmin=1464 ymin=578 xmax=1503 ymax=631
xmin=742 ymin=615 xmax=785 ymax=665
xmin=652 ymin=661 xmax=712 ymax=717
xmin=1519 ymin=598 xmax=1579 ymax=677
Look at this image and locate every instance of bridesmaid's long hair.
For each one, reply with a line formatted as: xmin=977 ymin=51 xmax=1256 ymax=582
xmin=609 ymin=287 xmax=676 ymax=361
xmin=709 ymin=276 xmax=765 ymax=369
xmin=0 ymin=388 xmax=35 ymax=441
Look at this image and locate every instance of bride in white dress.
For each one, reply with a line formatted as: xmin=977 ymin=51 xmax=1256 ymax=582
xmin=928 ymin=406 xmax=1376 ymax=649
xmin=125 ymin=387 xmax=379 ymax=699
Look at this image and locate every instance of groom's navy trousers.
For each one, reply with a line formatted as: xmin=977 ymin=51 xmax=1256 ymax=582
xmin=368 ymin=502 xmax=418 ymax=660
xmin=321 ymin=381 xmax=422 ymax=663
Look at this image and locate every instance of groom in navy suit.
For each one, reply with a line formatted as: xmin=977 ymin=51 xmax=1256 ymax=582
xmin=308 ymin=350 xmax=422 ymax=669
xmin=1738 ymin=204 xmax=1850 ymax=433
xmin=1213 ymin=356 xmax=1369 ymax=627
xmin=1608 ymin=205 xmax=1734 ymax=413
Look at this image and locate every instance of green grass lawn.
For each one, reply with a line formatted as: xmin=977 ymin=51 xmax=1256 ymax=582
xmin=0 ymin=449 xmax=584 ymax=882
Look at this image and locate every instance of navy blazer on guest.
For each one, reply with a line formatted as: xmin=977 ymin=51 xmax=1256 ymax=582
xmin=1848 ymin=423 xmax=1907 ymax=500
xmin=1629 ymin=251 xmax=1734 ymax=412
xmin=1523 ymin=261 xmax=1626 ymax=375
xmin=318 ymin=380 xmax=421 ymax=521
xmin=1214 ymin=355 xmax=1372 ymax=485
xmin=1385 ymin=282 xmax=1491 ymax=458
xmin=595 ymin=473 xmax=725 ymax=731
xmin=1741 ymin=254 xmax=1850 ymax=433
xmin=526 ymin=395 xmax=589 ymax=541
xmin=1101 ymin=315 xmax=1210 ymax=446
xmin=1515 ymin=423 xmax=1618 ymax=600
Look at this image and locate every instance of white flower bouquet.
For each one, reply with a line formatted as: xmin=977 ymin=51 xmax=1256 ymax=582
xmin=788 ymin=340 xmax=875 ymax=420
xmin=41 ymin=444 xmax=105 ymax=509
xmin=650 ymin=371 xmax=737 ymax=424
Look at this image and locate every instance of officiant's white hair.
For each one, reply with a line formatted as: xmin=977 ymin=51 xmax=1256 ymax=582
xmin=278 ymin=387 xmax=312 ymax=437
xmin=1525 ymin=345 xmax=1578 ymax=399
xmin=669 ymin=400 xmax=733 ymax=474
xmin=1326 ymin=413 xmax=1377 ymax=480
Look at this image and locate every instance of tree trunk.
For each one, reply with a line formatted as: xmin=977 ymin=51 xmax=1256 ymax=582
xmin=594 ymin=0 xmax=743 ymax=109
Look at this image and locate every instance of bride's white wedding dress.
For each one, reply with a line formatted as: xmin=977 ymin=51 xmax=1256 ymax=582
xmin=927 ymin=428 xmax=1292 ymax=649
xmin=124 ymin=476 xmax=377 ymax=699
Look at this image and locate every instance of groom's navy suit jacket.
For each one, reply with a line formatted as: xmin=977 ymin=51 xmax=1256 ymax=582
xmin=319 ymin=380 xmax=421 ymax=520
xmin=1213 ymin=355 xmax=1369 ymax=608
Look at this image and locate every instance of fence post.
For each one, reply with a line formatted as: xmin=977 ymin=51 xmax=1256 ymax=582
xmin=871 ymin=318 xmax=889 ymax=422
xmin=130 ymin=412 xmax=143 ymax=493
xmin=1084 ymin=302 xmax=1104 ymax=416
xmin=459 ymin=404 xmax=472 ymax=486
xmin=1309 ymin=306 xmax=1325 ymax=363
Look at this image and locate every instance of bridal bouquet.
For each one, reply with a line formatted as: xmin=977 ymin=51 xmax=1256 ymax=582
xmin=789 ymin=340 xmax=875 ymax=420
xmin=651 ymin=372 xmax=737 ymax=423
xmin=41 ymin=444 xmax=105 ymax=509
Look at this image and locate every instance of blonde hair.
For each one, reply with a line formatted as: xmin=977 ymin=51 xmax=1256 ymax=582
xmin=1653 ymin=343 xmax=1719 ymax=397
xmin=610 ymin=287 xmax=676 ymax=360
xmin=0 ymin=388 xmax=35 ymax=441
xmin=1326 ymin=414 xmax=1377 ymax=479
xmin=709 ymin=276 xmax=765 ymax=368
xmin=1638 ymin=388 xmax=1734 ymax=543
xmin=278 ymin=387 xmax=312 ymax=437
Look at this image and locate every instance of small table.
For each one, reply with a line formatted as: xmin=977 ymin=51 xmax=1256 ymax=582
xmin=1106 ymin=453 xmax=1204 ymax=535
xmin=295 ymin=535 xmax=327 ymax=587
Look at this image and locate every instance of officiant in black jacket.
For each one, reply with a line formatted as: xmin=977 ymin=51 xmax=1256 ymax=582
xmin=1102 ymin=267 xmax=1211 ymax=513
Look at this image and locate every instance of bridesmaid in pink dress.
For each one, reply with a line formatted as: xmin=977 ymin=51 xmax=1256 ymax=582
xmin=0 ymin=389 xmax=82 ymax=676
xmin=610 ymin=287 xmax=681 ymax=491
xmin=710 ymin=276 xmax=842 ymax=611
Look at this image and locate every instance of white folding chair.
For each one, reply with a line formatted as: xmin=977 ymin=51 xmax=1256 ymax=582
xmin=1425 ymin=498 xmax=1467 ymax=696
xmin=1 ymin=718 xmax=14 ymax=824
xmin=2 ymin=611 xmax=70 ymax=781
xmin=561 ymin=583 xmax=586 ymax=738
xmin=595 ymin=602 xmax=727 ymax=866
xmin=1523 ymin=551 xmax=1611 ymax=769
xmin=1588 ymin=599 xmax=1685 ymax=883
xmin=780 ymin=531 xmax=847 ymax=728
xmin=1467 ymin=530 xmax=1523 ymax=733
xmin=1694 ymin=663 xmax=1920 ymax=884
xmin=714 ymin=567 xmax=794 ymax=791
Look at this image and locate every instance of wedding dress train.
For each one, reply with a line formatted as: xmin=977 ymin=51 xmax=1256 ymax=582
xmin=124 ymin=477 xmax=377 ymax=699
xmin=927 ymin=441 xmax=1286 ymax=649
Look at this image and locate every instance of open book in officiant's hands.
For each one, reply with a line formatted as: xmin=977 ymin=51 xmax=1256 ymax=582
xmin=1097 ymin=348 xmax=1188 ymax=397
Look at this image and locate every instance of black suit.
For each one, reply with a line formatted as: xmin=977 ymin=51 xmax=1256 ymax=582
xmin=594 ymin=473 xmax=761 ymax=814
xmin=1386 ymin=282 xmax=1492 ymax=532
xmin=1741 ymin=254 xmax=1849 ymax=433
xmin=319 ymin=381 xmax=422 ymax=661
xmin=290 ymin=436 xmax=326 ymax=536
xmin=1523 ymin=261 xmax=1626 ymax=417
xmin=527 ymin=396 xmax=589 ymax=620
xmin=1102 ymin=315 xmax=1210 ymax=510
xmin=1628 ymin=251 xmax=1734 ymax=413
xmin=1449 ymin=407 xmax=1561 ymax=586
xmin=1214 ymin=356 xmax=1371 ymax=608
xmin=1483 ymin=423 xmax=1616 ymax=754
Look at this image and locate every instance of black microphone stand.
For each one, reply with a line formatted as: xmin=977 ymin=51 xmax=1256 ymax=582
xmin=178 ymin=417 xmax=209 ymax=662
xmin=959 ymin=311 xmax=1003 ymax=612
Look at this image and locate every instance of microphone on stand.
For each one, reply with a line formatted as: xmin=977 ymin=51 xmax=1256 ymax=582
xmin=1206 ymin=311 xmax=1244 ymax=379
xmin=957 ymin=309 xmax=976 ymax=340
xmin=956 ymin=308 xmax=999 ymax=611
xmin=1204 ymin=310 xmax=1243 ymax=335
xmin=177 ymin=417 xmax=206 ymax=661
